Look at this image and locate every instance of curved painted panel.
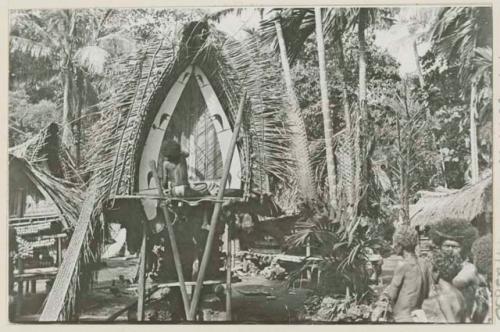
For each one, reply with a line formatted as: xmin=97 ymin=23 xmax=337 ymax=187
xmin=138 ymin=65 xmax=242 ymax=220
xmin=193 ymin=66 xmax=241 ymax=189
xmin=138 ymin=65 xmax=193 ymax=219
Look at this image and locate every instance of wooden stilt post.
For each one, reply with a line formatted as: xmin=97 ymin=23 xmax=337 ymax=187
xmin=226 ymin=224 xmax=232 ymax=321
xmin=137 ymin=221 xmax=147 ymax=321
xmin=188 ymin=92 xmax=246 ymax=320
xmin=150 ymin=161 xmax=191 ymax=319
xmin=56 ymin=237 xmax=62 ymax=267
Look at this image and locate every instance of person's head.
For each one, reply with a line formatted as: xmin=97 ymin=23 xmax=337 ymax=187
xmin=161 ymin=140 xmax=182 ymax=164
xmin=428 ymin=219 xmax=478 ymax=259
xmin=392 ymin=225 xmax=419 ymax=255
xmin=471 ymin=234 xmax=492 ymax=276
xmin=432 ymin=250 xmax=463 ymax=283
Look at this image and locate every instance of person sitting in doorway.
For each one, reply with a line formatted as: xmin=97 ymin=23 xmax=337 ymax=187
xmin=161 ymin=140 xmax=190 ymax=196
xmin=161 ymin=140 xmax=211 ymax=197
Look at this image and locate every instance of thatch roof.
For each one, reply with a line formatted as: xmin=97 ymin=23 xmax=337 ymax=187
xmin=9 ymin=156 xmax=82 ymax=230
xmin=83 ymin=21 xmax=292 ymax=205
xmin=410 ymin=173 xmax=492 ymax=228
xmin=9 ymin=123 xmax=84 ymax=229
xmin=9 ymin=123 xmax=82 ymax=183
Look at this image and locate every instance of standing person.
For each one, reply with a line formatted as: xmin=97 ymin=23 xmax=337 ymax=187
xmin=428 ymin=219 xmax=479 ymax=322
xmin=424 ymin=250 xmax=466 ymax=322
xmin=372 ymin=225 xmax=434 ymax=322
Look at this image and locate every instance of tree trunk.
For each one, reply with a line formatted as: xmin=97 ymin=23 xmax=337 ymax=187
xmin=470 ymin=80 xmax=479 ymax=183
xmin=356 ymin=9 xmax=369 ymax=214
xmin=62 ymin=67 xmax=72 ymax=146
xmin=314 ymin=8 xmax=337 ymax=210
xmin=275 ymin=19 xmax=317 ymax=204
xmin=74 ymin=70 xmax=84 ymax=167
xmin=336 ymin=35 xmax=354 ymax=206
xmin=412 ymin=39 xmax=425 ymax=88
xmin=358 ymin=9 xmax=368 ymax=117
xmin=395 ymin=108 xmax=410 ymax=225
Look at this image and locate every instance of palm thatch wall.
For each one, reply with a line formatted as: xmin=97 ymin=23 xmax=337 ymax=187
xmin=41 ymin=21 xmax=293 ymax=321
xmin=410 ymin=173 xmax=492 ymax=232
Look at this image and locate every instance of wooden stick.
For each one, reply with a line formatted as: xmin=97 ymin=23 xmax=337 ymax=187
xmin=149 ymin=160 xmax=191 ymax=319
xmin=188 ymin=92 xmax=246 ymax=320
xmin=56 ymin=237 xmax=62 ymax=267
xmin=136 ymin=221 xmax=147 ymax=321
xmin=225 ymin=224 xmax=232 ymax=320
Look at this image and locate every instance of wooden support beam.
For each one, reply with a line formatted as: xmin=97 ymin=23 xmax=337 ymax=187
xmin=31 ymin=280 xmax=36 ymax=294
xmin=188 ymin=92 xmax=246 ymax=320
xmin=136 ymin=221 xmax=147 ymax=321
xmin=56 ymin=237 xmax=63 ymax=267
xmin=225 ymin=224 xmax=232 ymax=321
xmin=150 ymin=161 xmax=191 ymax=319
xmin=39 ymin=189 xmax=98 ymax=321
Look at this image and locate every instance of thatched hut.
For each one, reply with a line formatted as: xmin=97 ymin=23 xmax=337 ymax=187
xmin=9 ymin=123 xmax=83 ymax=317
xmin=410 ymin=173 xmax=492 ymax=235
xmin=40 ymin=21 xmax=292 ymax=321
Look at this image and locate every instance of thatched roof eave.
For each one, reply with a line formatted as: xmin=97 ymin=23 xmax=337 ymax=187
xmin=9 ymin=154 xmax=83 ymax=230
xmin=410 ymin=174 xmax=492 ymax=228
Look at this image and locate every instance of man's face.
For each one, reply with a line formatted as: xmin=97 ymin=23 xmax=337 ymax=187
xmin=393 ymin=243 xmax=403 ymax=256
xmin=441 ymin=240 xmax=461 ymax=256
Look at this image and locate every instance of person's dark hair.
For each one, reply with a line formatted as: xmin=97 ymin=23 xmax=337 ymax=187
xmin=428 ymin=218 xmax=478 ymax=258
xmin=432 ymin=250 xmax=463 ymax=282
xmin=471 ymin=234 xmax=492 ymax=276
xmin=393 ymin=225 xmax=418 ymax=251
xmin=161 ymin=141 xmax=181 ymax=164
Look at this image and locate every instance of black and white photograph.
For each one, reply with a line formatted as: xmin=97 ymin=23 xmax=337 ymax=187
xmin=6 ymin=3 xmax=494 ymax=324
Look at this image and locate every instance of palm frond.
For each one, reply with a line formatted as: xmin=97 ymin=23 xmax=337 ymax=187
xmin=74 ymin=45 xmax=110 ymax=75
xmin=10 ymin=36 xmax=53 ymax=58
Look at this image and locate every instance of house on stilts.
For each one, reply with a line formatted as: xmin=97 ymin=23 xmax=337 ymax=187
xmin=39 ymin=21 xmax=293 ymax=322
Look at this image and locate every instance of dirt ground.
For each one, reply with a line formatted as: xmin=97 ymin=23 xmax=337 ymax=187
xmin=13 ymin=255 xmax=402 ymax=323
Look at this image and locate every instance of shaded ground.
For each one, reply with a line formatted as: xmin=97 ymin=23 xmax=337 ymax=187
xmin=14 ymin=255 xmax=402 ymax=323
xmin=232 ymin=275 xmax=312 ymax=323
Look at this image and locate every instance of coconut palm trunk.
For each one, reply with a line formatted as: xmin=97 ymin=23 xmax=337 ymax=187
xmin=356 ymin=8 xmax=369 ymax=213
xmin=358 ymin=9 xmax=368 ymax=117
xmin=62 ymin=66 xmax=73 ymax=146
xmin=274 ymin=19 xmax=317 ymax=203
xmin=470 ymin=80 xmax=479 ymax=183
xmin=412 ymin=39 xmax=425 ymax=88
xmin=335 ymin=35 xmax=355 ymax=206
xmin=314 ymin=8 xmax=337 ymax=210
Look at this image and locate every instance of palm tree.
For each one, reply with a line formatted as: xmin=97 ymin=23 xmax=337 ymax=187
xmin=342 ymin=8 xmax=393 ymax=214
xmin=432 ymin=7 xmax=492 ymax=183
xmin=10 ymin=9 xmax=129 ymax=165
xmin=274 ymin=14 xmax=318 ymax=204
xmin=315 ymin=8 xmax=337 ymax=210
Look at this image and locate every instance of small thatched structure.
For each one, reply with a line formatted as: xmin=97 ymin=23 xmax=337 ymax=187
xmin=41 ymin=21 xmax=292 ymax=321
xmin=410 ymin=173 xmax=492 ymax=234
xmin=9 ymin=123 xmax=84 ymax=319
xmin=9 ymin=122 xmax=83 ymax=231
